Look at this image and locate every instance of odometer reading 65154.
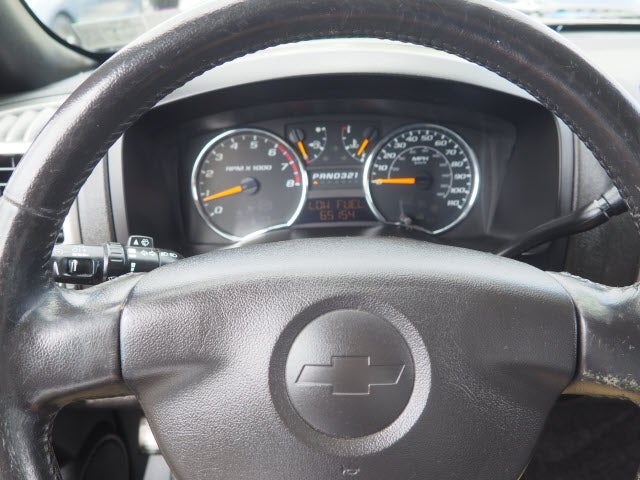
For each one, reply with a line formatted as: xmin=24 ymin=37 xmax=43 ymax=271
xmin=192 ymin=128 xmax=307 ymax=241
xmin=363 ymin=124 xmax=479 ymax=234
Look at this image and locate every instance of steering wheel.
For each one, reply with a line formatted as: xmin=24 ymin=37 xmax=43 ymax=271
xmin=2 ymin=0 xmax=640 ymax=478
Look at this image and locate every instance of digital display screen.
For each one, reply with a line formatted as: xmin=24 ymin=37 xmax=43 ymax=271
xmin=308 ymin=167 xmax=363 ymax=189
xmin=297 ymin=197 xmax=377 ymax=224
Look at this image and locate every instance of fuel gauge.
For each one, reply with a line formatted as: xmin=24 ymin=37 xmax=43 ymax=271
xmin=287 ymin=125 xmax=328 ymax=164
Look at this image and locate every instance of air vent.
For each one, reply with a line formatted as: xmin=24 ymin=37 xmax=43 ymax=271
xmin=0 ymin=102 xmax=67 ymax=244
xmin=0 ymin=102 xmax=60 ymax=197
xmin=0 ymin=104 xmax=58 ymax=147
xmin=0 ymin=153 xmax=20 ymax=197
xmin=0 ymin=153 xmax=64 ymax=243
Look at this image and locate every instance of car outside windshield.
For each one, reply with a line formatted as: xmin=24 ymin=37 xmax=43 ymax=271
xmin=23 ymin=0 xmax=640 ymax=53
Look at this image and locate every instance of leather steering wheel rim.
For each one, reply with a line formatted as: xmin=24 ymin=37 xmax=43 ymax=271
xmin=2 ymin=1 xmax=640 ymax=478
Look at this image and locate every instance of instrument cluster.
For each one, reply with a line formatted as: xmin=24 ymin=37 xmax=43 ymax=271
xmin=120 ymin=74 xmax=565 ymax=265
xmin=191 ymin=120 xmax=479 ymax=241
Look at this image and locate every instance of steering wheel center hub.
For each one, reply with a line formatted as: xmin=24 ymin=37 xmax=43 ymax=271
xmin=285 ymin=310 xmax=414 ymax=437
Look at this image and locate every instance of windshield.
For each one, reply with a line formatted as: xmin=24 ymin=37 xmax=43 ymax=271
xmin=23 ymin=0 xmax=640 ymax=53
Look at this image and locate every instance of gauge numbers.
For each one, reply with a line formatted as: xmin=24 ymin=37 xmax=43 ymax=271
xmin=364 ymin=124 xmax=479 ymax=234
xmin=192 ymin=128 xmax=307 ymax=241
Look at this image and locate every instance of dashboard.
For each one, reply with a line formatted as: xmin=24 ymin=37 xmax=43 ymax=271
xmin=119 ymin=73 xmax=570 ymax=270
xmin=4 ymin=36 xmax=640 ymax=285
xmin=192 ymin=120 xmax=478 ymax=239
xmin=1 ymin=26 xmax=640 ymax=480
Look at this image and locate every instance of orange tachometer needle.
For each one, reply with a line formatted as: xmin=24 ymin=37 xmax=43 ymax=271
xmin=373 ymin=177 xmax=416 ymax=185
xmin=297 ymin=140 xmax=309 ymax=161
xmin=356 ymin=138 xmax=370 ymax=157
xmin=202 ymin=185 xmax=243 ymax=202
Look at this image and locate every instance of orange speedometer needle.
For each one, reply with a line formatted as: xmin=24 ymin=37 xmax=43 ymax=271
xmin=356 ymin=138 xmax=370 ymax=157
xmin=202 ymin=185 xmax=243 ymax=202
xmin=373 ymin=177 xmax=416 ymax=185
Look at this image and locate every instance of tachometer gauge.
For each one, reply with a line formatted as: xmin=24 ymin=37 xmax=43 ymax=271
xmin=192 ymin=128 xmax=307 ymax=241
xmin=364 ymin=124 xmax=479 ymax=234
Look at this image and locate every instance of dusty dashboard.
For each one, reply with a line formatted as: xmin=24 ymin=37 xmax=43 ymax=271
xmin=119 ymin=75 xmax=572 ymax=268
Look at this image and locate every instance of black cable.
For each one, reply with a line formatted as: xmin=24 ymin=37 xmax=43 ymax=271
xmin=498 ymin=186 xmax=628 ymax=258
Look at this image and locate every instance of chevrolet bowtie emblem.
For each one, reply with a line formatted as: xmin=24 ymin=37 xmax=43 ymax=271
xmin=295 ymin=356 xmax=405 ymax=396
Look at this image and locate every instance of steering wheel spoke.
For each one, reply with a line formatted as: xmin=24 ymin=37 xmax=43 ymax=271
xmin=0 ymin=202 xmax=140 ymax=478
xmin=14 ymin=276 xmax=140 ymax=409
xmin=552 ymin=273 xmax=640 ymax=403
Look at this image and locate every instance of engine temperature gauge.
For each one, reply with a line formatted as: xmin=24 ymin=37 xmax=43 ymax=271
xmin=341 ymin=124 xmax=379 ymax=163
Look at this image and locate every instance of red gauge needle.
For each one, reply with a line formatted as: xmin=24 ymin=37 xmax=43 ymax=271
xmin=372 ymin=177 xmax=416 ymax=185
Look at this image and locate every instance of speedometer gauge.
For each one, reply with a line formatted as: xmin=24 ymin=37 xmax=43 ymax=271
xmin=363 ymin=124 xmax=479 ymax=234
xmin=192 ymin=128 xmax=307 ymax=241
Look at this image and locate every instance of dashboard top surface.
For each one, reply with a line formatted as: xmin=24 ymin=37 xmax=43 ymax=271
xmin=2 ymin=32 xmax=640 ymax=110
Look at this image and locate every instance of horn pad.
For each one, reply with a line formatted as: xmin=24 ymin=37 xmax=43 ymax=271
xmin=285 ymin=310 xmax=415 ymax=437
